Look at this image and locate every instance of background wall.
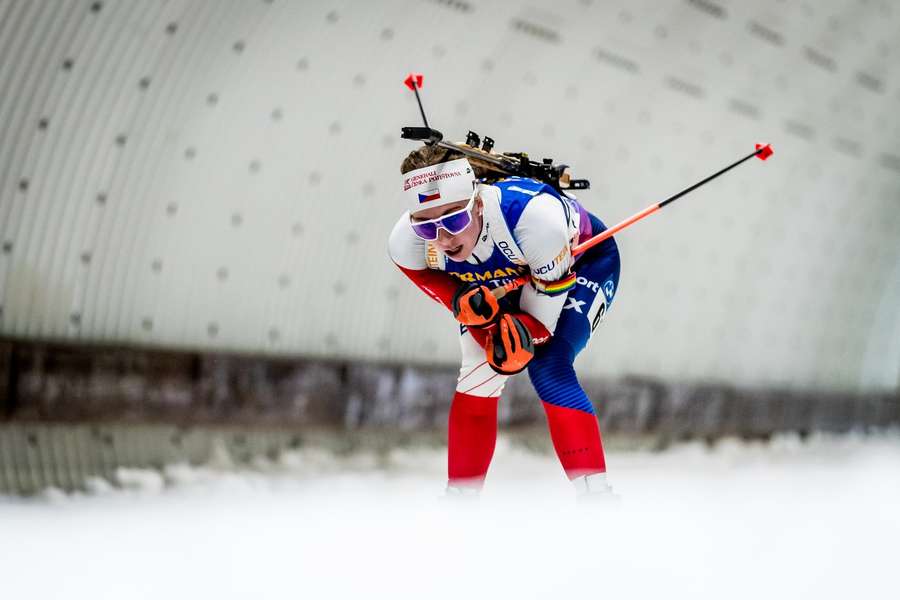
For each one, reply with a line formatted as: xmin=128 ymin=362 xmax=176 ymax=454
xmin=1 ymin=0 xmax=898 ymax=393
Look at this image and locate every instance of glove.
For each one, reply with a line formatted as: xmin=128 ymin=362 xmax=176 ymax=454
xmin=485 ymin=313 xmax=535 ymax=375
xmin=452 ymin=283 xmax=501 ymax=327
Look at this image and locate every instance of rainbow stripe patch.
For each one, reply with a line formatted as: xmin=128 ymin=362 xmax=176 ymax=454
xmin=531 ymin=272 xmax=576 ymax=296
xmin=418 ymin=190 xmax=441 ymax=203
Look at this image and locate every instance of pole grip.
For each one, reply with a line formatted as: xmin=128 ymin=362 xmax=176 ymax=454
xmin=492 ymin=279 xmax=521 ymax=300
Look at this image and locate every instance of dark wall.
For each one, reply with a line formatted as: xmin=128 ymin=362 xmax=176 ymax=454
xmin=1 ymin=339 xmax=897 ymax=439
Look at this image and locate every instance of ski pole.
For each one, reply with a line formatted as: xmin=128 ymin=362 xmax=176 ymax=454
xmin=492 ymin=143 xmax=774 ymax=299
xmin=404 ymin=73 xmax=429 ymax=129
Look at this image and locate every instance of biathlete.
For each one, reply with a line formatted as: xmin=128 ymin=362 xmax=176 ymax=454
xmin=388 ymin=145 xmax=621 ymax=498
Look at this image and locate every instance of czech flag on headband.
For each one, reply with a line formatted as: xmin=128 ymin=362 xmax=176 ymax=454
xmin=418 ymin=190 xmax=441 ymax=203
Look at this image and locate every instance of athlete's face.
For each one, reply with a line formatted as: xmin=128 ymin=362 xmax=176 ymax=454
xmin=410 ymin=196 xmax=483 ymax=261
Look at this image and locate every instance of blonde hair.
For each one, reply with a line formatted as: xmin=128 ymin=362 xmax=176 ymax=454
xmin=400 ymin=144 xmax=507 ymax=182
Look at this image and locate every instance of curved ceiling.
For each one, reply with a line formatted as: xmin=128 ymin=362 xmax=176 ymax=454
xmin=0 ymin=0 xmax=898 ymax=392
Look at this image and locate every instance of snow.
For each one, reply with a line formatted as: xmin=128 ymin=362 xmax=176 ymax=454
xmin=2 ymin=432 xmax=899 ymax=599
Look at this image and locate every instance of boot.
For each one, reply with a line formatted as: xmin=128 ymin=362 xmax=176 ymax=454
xmin=572 ymin=472 xmax=621 ymax=505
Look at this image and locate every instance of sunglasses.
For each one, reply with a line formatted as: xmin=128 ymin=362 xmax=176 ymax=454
xmin=409 ymin=190 xmax=477 ymax=241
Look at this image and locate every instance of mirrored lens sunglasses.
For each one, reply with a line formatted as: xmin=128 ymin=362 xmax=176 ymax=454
xmin=409 ymin=192 xmax=476 ymax=241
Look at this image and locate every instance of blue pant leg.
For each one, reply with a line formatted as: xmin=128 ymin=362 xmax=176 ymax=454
xmin=527 ymin=337 xmax=594 ymax=412
xmin=527 ymin=226 xmax=621 ymax=414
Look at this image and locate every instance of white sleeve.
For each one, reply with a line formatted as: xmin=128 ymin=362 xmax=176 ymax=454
xmin=388 ymin=211 xmax=429 ymax=269
xmin=514 ymin=194 xmax=574 ymax=333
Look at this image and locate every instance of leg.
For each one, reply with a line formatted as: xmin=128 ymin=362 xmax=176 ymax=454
xmin=447 ymin=327 xmax=509 ymax=491
xmin=529 ymin=339 xmax=607 ymax=479
xmin=529 ymin=239 xmax=620 ymax=484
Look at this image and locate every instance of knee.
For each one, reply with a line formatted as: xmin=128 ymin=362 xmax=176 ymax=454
xmin=528 ymin=347 xmax=575 ymax=396
xmin=528 ymin=338 xmax=572 ymax=373
xmin=528 ymin=343 xmax=594 ymax=414
xmin=457 ymin=362 xmax=508 ymax=397
xmin=450 ymin=391 xmax=498 ymax=419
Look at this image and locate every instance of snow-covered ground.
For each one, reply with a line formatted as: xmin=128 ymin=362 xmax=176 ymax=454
xmin=2 ymin=432 xmax=899 ymax=599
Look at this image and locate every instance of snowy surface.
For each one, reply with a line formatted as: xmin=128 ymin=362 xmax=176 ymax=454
xmin=2 ymin=432 xmax=899 ymax=600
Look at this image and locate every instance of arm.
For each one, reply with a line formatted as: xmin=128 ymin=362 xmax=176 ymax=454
xmin=395 ymin=264 xmax=459 ymax=312
xmin=387 ymin=211 xmax=459 ymax=312
xmin=387 ymin=209 xmax=554 ymax=356
xmin=464 ymin=194 xmax=571 ymax=372
xmin=514 ymin=193 xmax=576 ymax=335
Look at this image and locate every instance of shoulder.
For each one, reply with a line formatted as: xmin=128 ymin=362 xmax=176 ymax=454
xmin=513 ymin=194 xmax=572 ymax=271
xmin=480 ymin=181 xmax=570 ymax=262
xmin=515 ymin=193 xmax=569 ymax=237
xmin=494 ymin=177 xmax=548 ymax=196
xmin=488 ymin=178 xmax=557 ymax=229
xmin=387 ymin=211 xmax=443 ymax=270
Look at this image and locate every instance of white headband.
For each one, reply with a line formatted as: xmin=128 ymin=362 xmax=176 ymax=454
xmin=402 ymin=158 xmax=476 ymax=213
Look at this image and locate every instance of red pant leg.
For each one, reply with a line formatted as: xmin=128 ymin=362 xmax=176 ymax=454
xmin=447 ymin=391 xmax=499 ymax=488
xmin=542 ymin=401 xmax=606 ymax=479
